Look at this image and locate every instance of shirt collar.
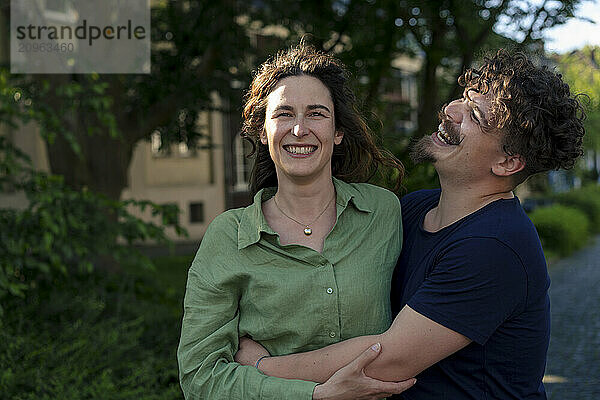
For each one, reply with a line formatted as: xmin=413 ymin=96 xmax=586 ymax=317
xmin=237 ymin=177 xmax=373 ymax=250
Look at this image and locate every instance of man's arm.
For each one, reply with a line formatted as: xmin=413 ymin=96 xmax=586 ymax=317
xmin=253 ymin=305 xmax=471 ymax=383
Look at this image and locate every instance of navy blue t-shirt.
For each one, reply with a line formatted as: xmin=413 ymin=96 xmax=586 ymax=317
xmin=392 ymin=190 xmax=550 ymax=400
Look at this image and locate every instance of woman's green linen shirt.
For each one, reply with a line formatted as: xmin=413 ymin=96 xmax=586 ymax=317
xmin=177 ymin=178 xmax=402 ymax=399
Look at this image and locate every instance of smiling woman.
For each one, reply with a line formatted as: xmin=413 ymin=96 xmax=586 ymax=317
xmin=242 ymin=43 xmax=403 ymax=194
xmin=176 ymin=42 xmax=410 ymax=399
xmin=260 ymin=75 xmax=343 ymax=195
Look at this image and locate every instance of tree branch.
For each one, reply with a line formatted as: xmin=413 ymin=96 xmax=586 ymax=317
xmin=520 ymin=0 xmax=549 ymax=44
xmin=121 ymin=45 xmax=219 ymax=144
xmin=324 ymin=0 xmax=356 ymax=53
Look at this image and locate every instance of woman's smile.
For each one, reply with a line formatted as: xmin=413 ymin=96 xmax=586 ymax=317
xmin=262 ymin=75 xmax=343 ymax=182
xmin=282 ymin=144 xmax=318 ymax=156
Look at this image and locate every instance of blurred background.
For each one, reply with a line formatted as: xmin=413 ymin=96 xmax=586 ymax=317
xmin=0 ymin=0 xmax=599 ymax=398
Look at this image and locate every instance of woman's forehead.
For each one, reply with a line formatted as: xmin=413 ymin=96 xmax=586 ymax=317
xmin=267 ymin=76 xmax=333 ymax=107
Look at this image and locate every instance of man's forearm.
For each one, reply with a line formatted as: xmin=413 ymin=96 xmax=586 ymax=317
xmin=256 ymin=305 xmax=472 ymax=384
xmin=259 ymin=334 xmax=383 ymax=383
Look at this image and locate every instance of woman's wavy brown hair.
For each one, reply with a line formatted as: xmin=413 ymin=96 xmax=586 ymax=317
xmin=459 ymin=49 xmax=586 ymax=184
xmin=241 ymin=42 xmax=403 ymax=195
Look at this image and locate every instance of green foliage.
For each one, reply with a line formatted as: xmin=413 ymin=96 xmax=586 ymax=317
xmin=553 ymin=185 xmax=600 ymax=233
xmin=399 ymin=164 xmax=439 ymax=194
xmin=556 ymin=46 xmax=600 ymax=182
xmin=556 ymin=47 xmax=600 ymax=141
xmin=0 ymin=136 xmax=188 ymax=314
xmin=2 ymin=1 xmax=588 ymax=200
xmin=0 ymin=265 xmax=187 ymax=400
xmin=529 ymin=204 xmax=590 ymax=257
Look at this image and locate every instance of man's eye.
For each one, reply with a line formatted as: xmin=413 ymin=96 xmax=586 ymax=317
xmin=309 ymin=111 xmax=326 ymax=117
xmin=275 ymin=112 xmax=292 ymax=117
xmin=470 ymin=109 xmax=481 ymax=124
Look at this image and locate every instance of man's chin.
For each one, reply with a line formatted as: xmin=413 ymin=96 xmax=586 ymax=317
xmin=409 ymin=136 xmax=436 ymax=165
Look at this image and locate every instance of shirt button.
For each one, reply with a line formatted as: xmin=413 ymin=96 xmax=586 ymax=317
xmin=329 ymin=331 xmax=336 ymax=338
xmin=326 ymin=287 xmax=333 ymax=294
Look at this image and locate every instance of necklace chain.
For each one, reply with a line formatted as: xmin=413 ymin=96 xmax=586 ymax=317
xmin=273 ymin=192 xmax=336 ymax=236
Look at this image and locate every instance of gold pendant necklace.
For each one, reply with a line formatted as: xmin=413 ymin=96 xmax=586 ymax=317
xmin=273 ymin=192 xmax=336 ymax=236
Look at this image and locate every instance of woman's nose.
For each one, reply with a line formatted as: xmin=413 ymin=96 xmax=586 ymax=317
xmin=292 ymin=121 xmax=309 ymax=137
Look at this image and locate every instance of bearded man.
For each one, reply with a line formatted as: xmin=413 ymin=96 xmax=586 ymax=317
xmin=235 ymin=50 xmax=586 ymax=400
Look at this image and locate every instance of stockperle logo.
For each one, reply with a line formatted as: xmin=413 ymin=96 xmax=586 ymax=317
xmin=11 ymin=0 xmax=150 ymax=74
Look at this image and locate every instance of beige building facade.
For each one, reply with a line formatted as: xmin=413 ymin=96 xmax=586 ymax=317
xmin=1 ymin=108 xmax=232 ymax=242
xmin=123 ymin=105 xmax=228 ymax=241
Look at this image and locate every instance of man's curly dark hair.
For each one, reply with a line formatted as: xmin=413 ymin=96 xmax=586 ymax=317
xmin=459 ymin=50 xmax=586 ymax=183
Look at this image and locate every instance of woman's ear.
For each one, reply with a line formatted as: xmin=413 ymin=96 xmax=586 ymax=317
xmin=334 ymin=130 xmax=344 ymax=145
xmin=260 ymin=130 xmax=268 ymax=145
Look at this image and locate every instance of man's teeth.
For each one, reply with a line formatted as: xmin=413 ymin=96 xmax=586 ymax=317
xmin=437 ymin=131 xmax=449 ymax=144
xmin=437 ymin=125 xmax=453 ymax=145
xmin=286 ymin=145 xmax=316 ymax=154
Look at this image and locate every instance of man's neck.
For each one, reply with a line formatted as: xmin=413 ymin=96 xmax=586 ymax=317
xmin=423 ymin=182 xmax=514 ymax=233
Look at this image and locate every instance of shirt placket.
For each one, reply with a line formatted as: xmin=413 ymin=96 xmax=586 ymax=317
xmin=260 ymin=236 xmax=343 ymax=344
xmin=312 ymin=254 xmax=341 ymax=342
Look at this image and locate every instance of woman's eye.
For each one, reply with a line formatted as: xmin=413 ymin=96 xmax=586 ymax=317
xmin=275 ymin=112 xmax=292 ymax=118
xmin=470 ymin=109 xmax=480 ymax=124
xmin=309 ymin=111 xmax=325 ymax=117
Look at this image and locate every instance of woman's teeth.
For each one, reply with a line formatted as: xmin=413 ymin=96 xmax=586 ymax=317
xmin=285 ymin=145 xmax=317 ymax=154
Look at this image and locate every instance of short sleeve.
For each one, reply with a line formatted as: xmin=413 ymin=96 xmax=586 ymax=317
xmin=407 ymin=237 xmax=527 ymax=345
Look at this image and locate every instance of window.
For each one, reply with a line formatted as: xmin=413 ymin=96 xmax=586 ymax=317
xmin=178 ymin=141 xmax=191 ymax=157
xmin=45 ymin=0 xmax=68 ymax=12
xmin=189 ymin=202 xmax=204 ymax=224
xmin=233 ymin=135 xmax=253 ymax=191
xmin=380 ymin=68 xmax=418 ymax=135
xmin=151 ymin=130 xmax=197 ymax=158
xmin=151 ymin=130 xmax=172 ymax=157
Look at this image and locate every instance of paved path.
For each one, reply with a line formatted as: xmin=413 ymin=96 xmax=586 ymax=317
xmin=545 ymin=236 xmax=600 ymax=399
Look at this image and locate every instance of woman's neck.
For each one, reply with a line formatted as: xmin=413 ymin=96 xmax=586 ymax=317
xmin=273 ymin=172 xmax=336 ymax=220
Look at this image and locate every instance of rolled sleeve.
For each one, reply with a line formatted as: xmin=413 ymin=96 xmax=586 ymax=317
xmin=177 ymin=232 xmax=317 ymax=399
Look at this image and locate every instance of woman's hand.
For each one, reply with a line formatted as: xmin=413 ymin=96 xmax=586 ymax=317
xmin=312 ymin=343 xmax=416 ymax=400
xmin=234 ymin=336 xmax=271 ymax=368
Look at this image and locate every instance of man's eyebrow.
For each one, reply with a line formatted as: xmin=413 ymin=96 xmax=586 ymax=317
xmin=464 ymin=88 xmax=478 ymax=101
xmin=464 ymin=89 xmax=489 ymax=123
xmin=307 ymin=104 xmax=331 ymax=113
xmin=471 ymin=99 xmax=486 ymax=115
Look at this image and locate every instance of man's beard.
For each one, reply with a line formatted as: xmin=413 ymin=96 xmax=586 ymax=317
xmin=409 ymin=136 xmax=436 ymax=165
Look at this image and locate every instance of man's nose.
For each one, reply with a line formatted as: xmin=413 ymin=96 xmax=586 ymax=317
xmin=444 ymin=99 xmax=464 ymax=123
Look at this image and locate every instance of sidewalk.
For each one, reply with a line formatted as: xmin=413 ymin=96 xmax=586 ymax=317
xmin=545 ymin=236 xmax=600 ymax=399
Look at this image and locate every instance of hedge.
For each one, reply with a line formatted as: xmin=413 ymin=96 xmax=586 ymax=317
xmin=0 ymin=269 xmax=184 ymax=400
xmin=529 ymin=204 xmax=590 ymax=257
xmin=553 ymin=185 xmax=600 ymax=233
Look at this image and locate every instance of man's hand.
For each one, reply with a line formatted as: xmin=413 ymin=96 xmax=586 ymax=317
xmin=312 ymin=343 xmax=416 ymax=400
xmin=234 ymin=336 xmax=270 ymax=368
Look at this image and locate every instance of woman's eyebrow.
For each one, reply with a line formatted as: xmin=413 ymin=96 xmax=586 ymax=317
xmin=272 ymin=105 xmax=294 ymax=112
xmin=307 ymin=104 xmax=331 ymax=113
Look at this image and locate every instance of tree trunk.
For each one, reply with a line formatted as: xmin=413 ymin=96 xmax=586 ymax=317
xmin=417 ymin=49 xmax=442 ymax=138
xmin=46 ymin=129 xmax=133 ymax=202
xmin=447 ymin=52 xmax=473 ymax=103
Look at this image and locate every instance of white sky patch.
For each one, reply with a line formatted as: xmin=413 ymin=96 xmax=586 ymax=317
xmin=543 ymin=0 xmax=600 ymax=54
